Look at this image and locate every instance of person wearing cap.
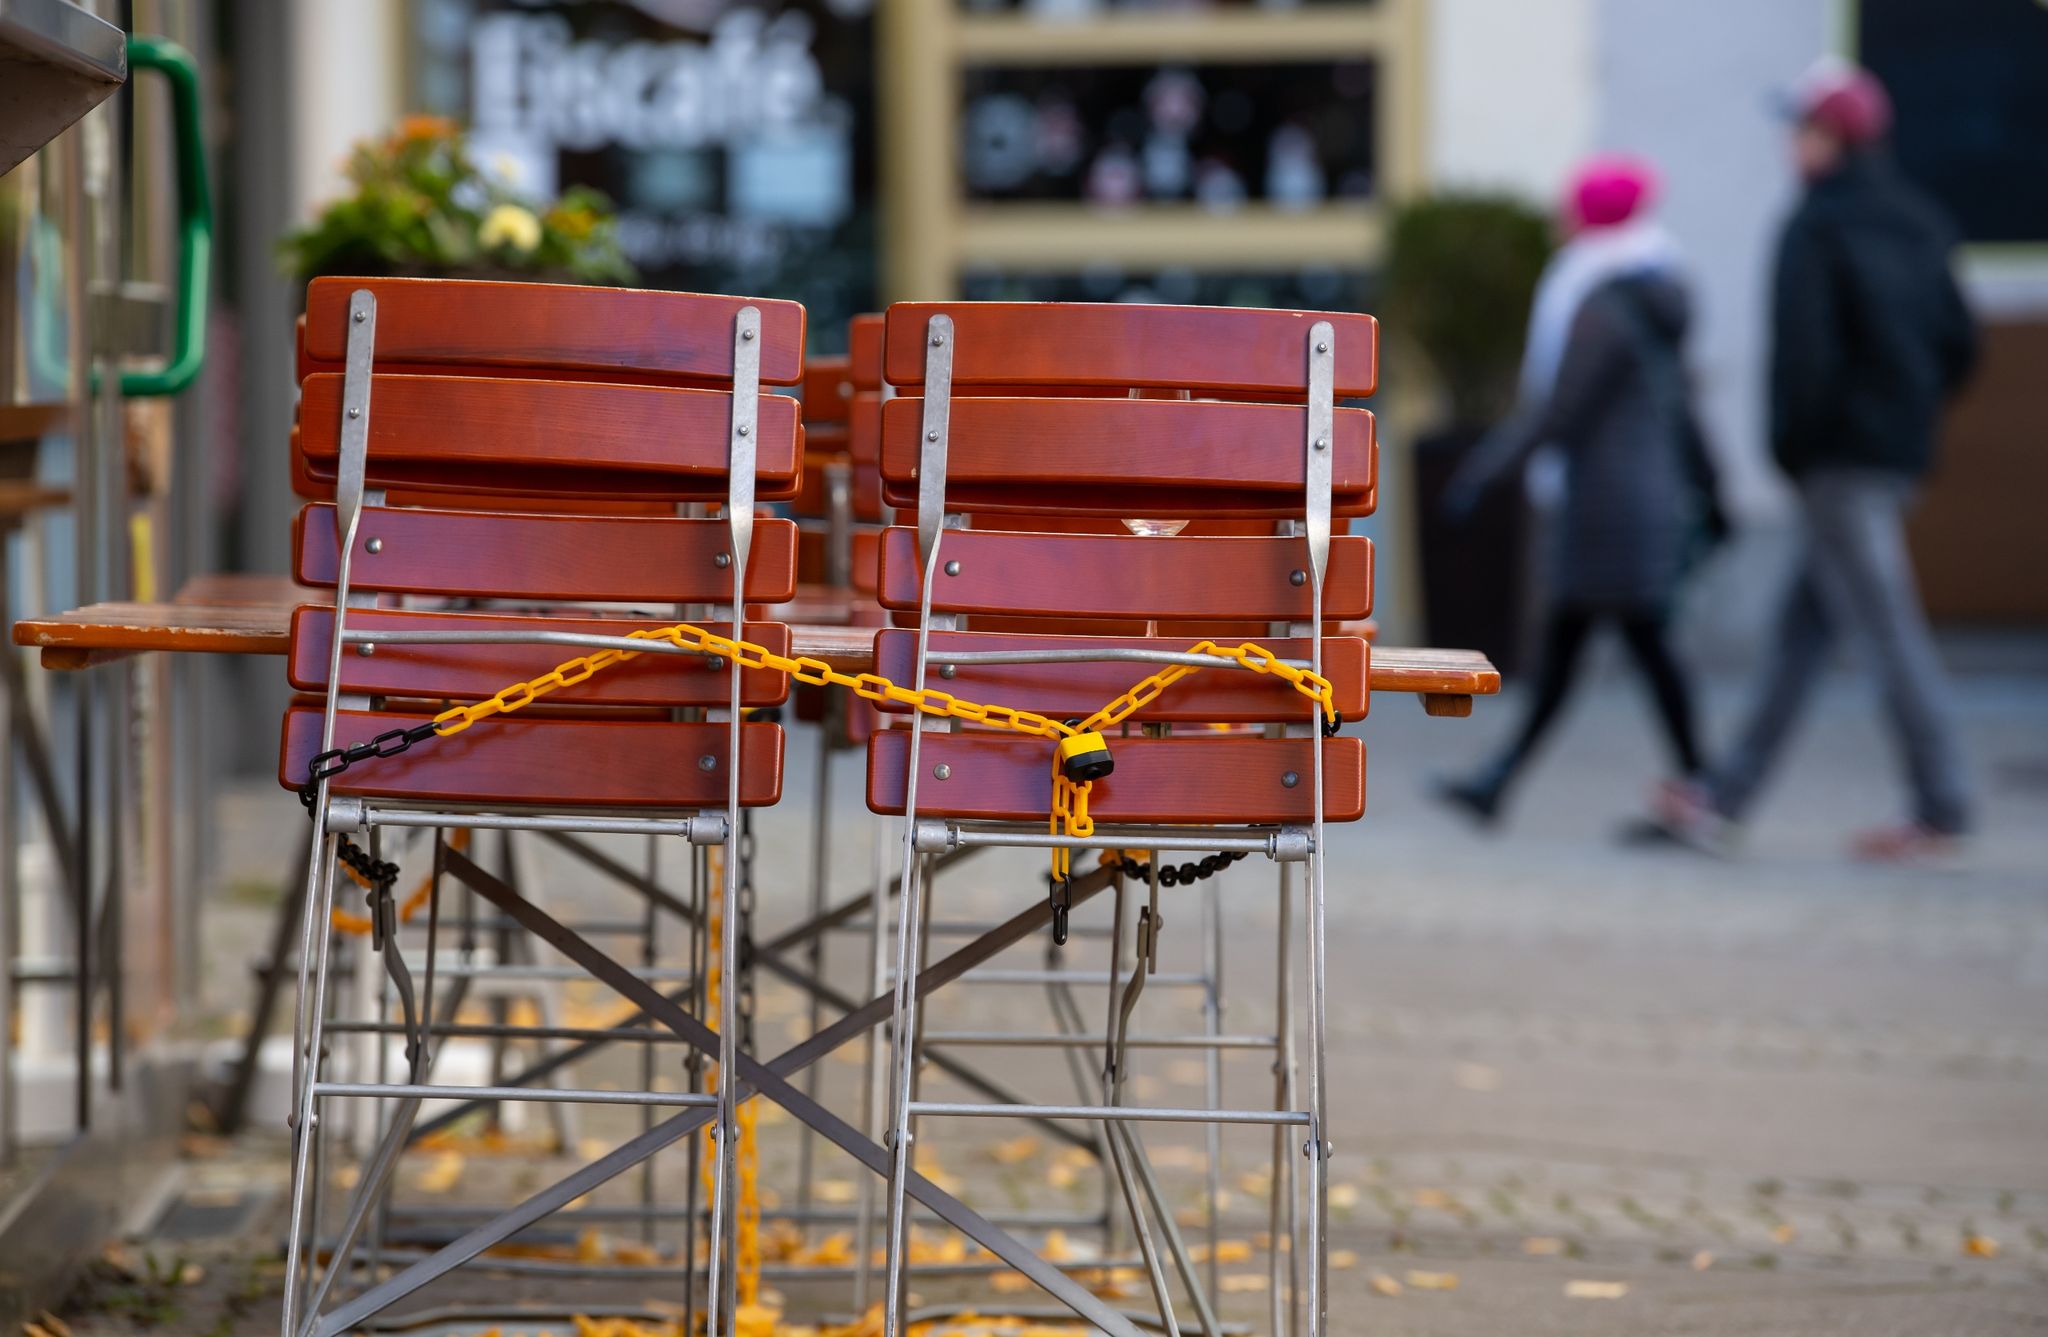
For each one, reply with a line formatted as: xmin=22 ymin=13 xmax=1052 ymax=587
xmin=1659 ymin=60 xmax=1978 ymax=860
xmin=1435 ymin=154 xmax=1721 ymax=826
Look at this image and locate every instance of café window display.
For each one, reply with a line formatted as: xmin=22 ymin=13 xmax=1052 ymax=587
xmin=962 ymin=264 xmax=1369 ymax=315
xmin=409 ymin=0 xmax=876 ymax=343
xmin=961 ymin=62 xmax=1377 ymax=208
xmin=890 ymin=0 xmax=1408 ymax=299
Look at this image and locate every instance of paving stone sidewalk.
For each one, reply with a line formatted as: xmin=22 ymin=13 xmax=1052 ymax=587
xmin=51 ymin=650 xmax=2048 ymax=1335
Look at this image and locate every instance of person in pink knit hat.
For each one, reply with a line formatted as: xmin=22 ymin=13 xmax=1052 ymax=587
xmin=1436 ymin=154 xmax=1723 ymax=827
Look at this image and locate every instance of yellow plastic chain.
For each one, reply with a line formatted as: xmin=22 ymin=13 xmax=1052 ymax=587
xmin=419 ymin=622 xmax=1337 ymax=883
xmin=699 ymin=845 xmax=764 ymax=1310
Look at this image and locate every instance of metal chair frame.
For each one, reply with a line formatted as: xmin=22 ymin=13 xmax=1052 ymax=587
xmin=280 ymin=288 xmax=772 ymax=1336
xmin=872 ymin=309 xmax=1346 ymax=1337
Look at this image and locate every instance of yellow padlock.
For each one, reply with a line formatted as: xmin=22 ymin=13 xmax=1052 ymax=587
xmin=1056 ymin=730 xmax=1114 ymax=782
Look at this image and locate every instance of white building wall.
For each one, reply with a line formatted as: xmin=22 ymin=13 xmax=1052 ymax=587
xmin=1426 ymin=0 xmax=1597 ymax=204
xmin=1591 ymin=0 xmax=1833 ymax=522
xmin=290 ymin=0 xmax=406 ymax=218
xmin=1425 ymin=0 xmax=1838 ymax=659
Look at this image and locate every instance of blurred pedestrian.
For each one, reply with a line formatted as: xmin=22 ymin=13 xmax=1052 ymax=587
xmin=1658 ymin=60 xmax=1977 ymax=861
xmin=1435 ymin=155 xmax=1722 ymax=825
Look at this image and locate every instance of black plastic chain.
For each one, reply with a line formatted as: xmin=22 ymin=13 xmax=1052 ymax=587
xmin=1113 ymin=849 xmax=1250 ymax=889
xmin=736 ymin=811 xmax=758 ymax=1051
xmin=297 ymin=720 xmax=440 ymax=897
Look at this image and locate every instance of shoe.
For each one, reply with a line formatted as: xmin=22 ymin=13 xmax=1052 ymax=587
xmin=1434 ymin=773 xmax=1504 ymax=827
xmin=1644 ymin=778 xmax=1736 ymax=857
xmin=1850 ymin=823 xmax=1961 ymax=865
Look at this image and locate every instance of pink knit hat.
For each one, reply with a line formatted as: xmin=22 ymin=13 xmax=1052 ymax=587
xmin=1566 ymin=154 xmax=1660 ymax=231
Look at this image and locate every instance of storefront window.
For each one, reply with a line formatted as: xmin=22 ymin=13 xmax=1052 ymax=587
xmin=410 ymin=0 xmax=877 ymax=344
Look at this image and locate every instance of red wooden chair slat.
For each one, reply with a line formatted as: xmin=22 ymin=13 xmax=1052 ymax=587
xmin=289 ymin=426 xmax=716 ymax=512
xmin=877 ymin=527 xmax=1371 ymax=621
xmin=884 ymin=302 xmax=1375 ymax=397
xmin=790 ymin=455 xmax=884 ymax=523
xmin=880 ymin=396 xmax=1373 ymax=497
xmin=296 ymin=505 xmax=798 ymax=604
xmin=805 ymin=423 xmax=851 ymax=455
xmin=868 ymin=732 xmax=1362 ymax=823
xmin=297 ymin=373 xmax=801 ymax=501
xmin=304 ymin=277 xmax=805 ymax=384
xmin=886 ymin=482 xmax=1372 ymax=520
xmin=803 ymin=355 xmax=854 ymax=423
xmin=872 ymin=629 xmax=1367 ymax=722
xmin=282 ymin=708 xmax=783 ymax=809
xmin=289 ymin=608 xmax=790 ymax=707
xmin=848 ymin=314 xmax=884 ymax=390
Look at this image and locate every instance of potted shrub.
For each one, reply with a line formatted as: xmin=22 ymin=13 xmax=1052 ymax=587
xmin=1384 ymin=193 xmax=1550 ymax=670
xmin=279 ymin=116 xmax=635 ymax=290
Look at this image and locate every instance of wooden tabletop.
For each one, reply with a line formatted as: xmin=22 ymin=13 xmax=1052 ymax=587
xmin=13 ymin=574 xmax=1499 ymax=708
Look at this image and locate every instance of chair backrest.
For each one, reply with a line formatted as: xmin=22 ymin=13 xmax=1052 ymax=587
xmin=865 ymin=300 xmax=1375 ymax=824
xmin=280 ymin=277 xmax=797 ymax=810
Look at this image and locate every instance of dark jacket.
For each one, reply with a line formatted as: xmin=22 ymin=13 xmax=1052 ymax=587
xmin=1455 ymin=271 xmax=1708 ymax=611
xmin=1771 ymin=154 xmax=1978 ymax=479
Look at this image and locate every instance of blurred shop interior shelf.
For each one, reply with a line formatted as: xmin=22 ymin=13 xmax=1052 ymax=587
xmin=954 ymin=7 xmax=1386 ymax=66
xmin=957 ymin=201 xmax=1382 ymax=270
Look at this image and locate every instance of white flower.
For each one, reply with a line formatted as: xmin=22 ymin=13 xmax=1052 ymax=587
xmin=479 ymin=203 xmax=541 ymax=254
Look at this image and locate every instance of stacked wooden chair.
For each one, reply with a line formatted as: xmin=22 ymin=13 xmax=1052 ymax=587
xmin=272 ymin=282 xmax=1378 ymax=1337
xmin=865 ymin=300 xmax=1376 ymax=1337
xmin=278 ymin=276 xmax=802 ymax=1336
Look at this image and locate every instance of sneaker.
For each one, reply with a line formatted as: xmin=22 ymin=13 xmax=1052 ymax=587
xmin=1433 ymin=774 xmax=1503 ymax=827
xmin=1644 ymin=778 xmax=1736 ymax=857
xmin=1850 ymin=823 xmax=1961 ymax=865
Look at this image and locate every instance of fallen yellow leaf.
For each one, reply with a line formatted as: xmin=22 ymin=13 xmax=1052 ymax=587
xmin=415 ymin=1151 xmax=464 ymax=1193
xmin=1963 ymin=1234 xmax=2000 ymax=1258
xmin=1565 ymin=1280 xmax=1629 ymax=1299
xmin=1219 ymin=1274 xmax=1270 ymax=1293
xmin=1771 ymin=1223 xmax=1796 ymax=1244
xmin=1330 ymin=1248 xmax=1359 ymax=1270
xmin=815 ymin=1179 xmax=858 ymax=1204
xmin=990 ymin=1135 xmax=1042 ymax=1165
xmin=1692 ymin=1250 xmax=1714 ymax=1270
xmin=1405 ymin=1269 xmax=1458 ymax=1291
xmin=1329 ymin=1183 xmax=1361 ymax=1211
xmin=1367 ymin=1272 xmax=1403 ymax=1297
xmin=1411 ymin=1187 xmax=1450 ymax=1209
xmin=1523 ymin=1235 xmax=1564 ymax=1255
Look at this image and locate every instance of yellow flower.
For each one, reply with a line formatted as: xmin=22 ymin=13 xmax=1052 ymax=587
xmin=479 ymin=203 xmax=541 ymax=254
xmin=392 ymin=114 xmax=456 ymax=145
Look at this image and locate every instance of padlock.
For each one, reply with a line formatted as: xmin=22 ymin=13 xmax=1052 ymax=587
xmin=1055 ymin=730 xmax=1114 ymax=782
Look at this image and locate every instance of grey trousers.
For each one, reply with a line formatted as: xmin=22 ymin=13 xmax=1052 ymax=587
xmin=1708 ymin=468 xmax=1972 ymax=834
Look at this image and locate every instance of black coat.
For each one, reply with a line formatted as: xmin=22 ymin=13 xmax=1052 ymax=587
xmin=1455 ymin=272 xmax=1709 ymax=611
xmin=1770 ymin=154 xmax=1978 ymax=480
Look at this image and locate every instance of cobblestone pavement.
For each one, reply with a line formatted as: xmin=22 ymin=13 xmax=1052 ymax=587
xmin=56 ymin=652 xmax=2048 ymax=1334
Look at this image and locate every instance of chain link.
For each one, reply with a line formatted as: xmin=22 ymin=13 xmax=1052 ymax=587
xmin=1109 ymin=848 xmax=1250 ymax=888
xmin=303 ymin=624 xmax=1336 ymax=928
xmin=293 ymin=620 xmax=1339 ymax=1304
